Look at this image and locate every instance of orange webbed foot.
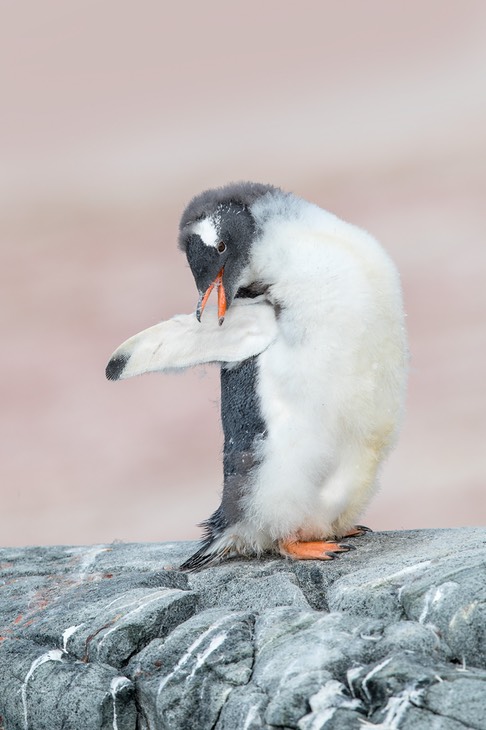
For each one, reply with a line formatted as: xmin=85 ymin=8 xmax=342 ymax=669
xmin=278 ymin=539 xmax=355 ymax=561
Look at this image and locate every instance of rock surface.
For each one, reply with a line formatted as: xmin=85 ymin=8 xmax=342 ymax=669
xmin=0 ymin=528 xmax=485 ymax=729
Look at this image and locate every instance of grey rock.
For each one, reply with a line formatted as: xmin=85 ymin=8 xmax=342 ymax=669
xmin=399 ymin=555 xmax=486 ymax=668
xmin=188 ymin=564 xmax=311 ymax=611
xmin=349 ymin=651 xmax=486 ymax=728
xmin=11 ymin=572 xmax=197 ymax=668
xmin=0 ymin=639 xmax=136 ymax=730
xmin=423 ymin=676 xmax=486 ymax=729
xmin=73 ymin=586 xmax=197 ymax=667
xmin=374 ymin=704 xmax=473 ymax=730
xmin=129 ymin=609 xmax=255 ymax=730
xmin=0 ymin=528 xmax=485 ymax=729
xmin=216 ymin=686 xmax=269 ymax=729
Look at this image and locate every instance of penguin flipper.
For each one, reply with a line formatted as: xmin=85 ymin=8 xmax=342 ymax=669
xmin=106 ymin=301 xmax=277 ymax=380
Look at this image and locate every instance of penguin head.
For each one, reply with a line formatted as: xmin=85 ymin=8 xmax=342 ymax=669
xmin=178 ymin=182 xmax=278 ymax=324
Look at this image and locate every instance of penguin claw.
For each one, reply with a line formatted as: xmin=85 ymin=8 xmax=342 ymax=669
xmin=278 ymin=539 xmax=355 ymax=561
xmin=339 ymin=543 xmax=356 ymax=551
xmin=341 ymin=525 xmax=373 ymax=538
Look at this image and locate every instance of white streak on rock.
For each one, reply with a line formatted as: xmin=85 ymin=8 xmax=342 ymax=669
xmin=450 ymin=599 xmax=478 ymax=629
xmin=309 ymin=679 xmax=361 ymax=712
xmin=394 ymin=560 xmax=432 ymax=577
xmin=418 ymin=588 xmax=434 ymax=624
xmin=96 ymin=591 xmax=172 ymax=654
xmin=419 ymin=581 xmax=459 ymax=624
xmin=110 ymin=676 xmax=131 ymax=730
xmin=360 ymin=633 xmax=381 ymax=642
xmin=187 ymin=632 xmax=228 ymax=680
xmin=360 ymin=687 xmax=423 ymax=729
xmin=299 ymin=708 xmax=335 ymax=730
xmin=242 ymin=704 xmax=261 ymax=730
xmin=103 ymin=588 xmax=172 ymax=614
xmin=21 ymin=650 xmax=64 ymax=730
xmin=75 ymin=545 xmax=109 ymax=581
xmin=299 ymin=679 xmax=362 ymax=729
xmin=157 ymin=617 xmax=230 ymax=698
xmin=374 ymin=560 xmax=432 ymax=589
xmin=62 ymin=623 xmax=84 ymax=653
xmin=346 ymin=666 xmax=362 ymax=698
xmin=361 ymin=656 xmax=394 ymax=703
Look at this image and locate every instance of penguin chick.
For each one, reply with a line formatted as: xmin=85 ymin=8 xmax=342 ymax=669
xmin=106 ymin=182 xmax=408 ymax=569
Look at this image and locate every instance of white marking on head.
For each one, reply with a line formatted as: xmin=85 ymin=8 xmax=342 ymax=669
xmin=192 ymin=217 xmax=219 ymax=247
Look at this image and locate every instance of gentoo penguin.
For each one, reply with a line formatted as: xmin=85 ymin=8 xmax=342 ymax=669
xmin=106 ymin=182 xmax=408 ymax=569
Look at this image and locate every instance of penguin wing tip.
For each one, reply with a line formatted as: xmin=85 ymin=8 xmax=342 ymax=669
xmin=105 ymin=353 xmax=130 ymax=381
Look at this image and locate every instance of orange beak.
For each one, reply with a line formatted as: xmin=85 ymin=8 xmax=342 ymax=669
xmin=196 ymin=267 xmax=227 ymax=325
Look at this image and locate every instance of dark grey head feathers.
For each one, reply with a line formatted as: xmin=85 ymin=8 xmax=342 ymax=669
xmin=179 ymin=181 xmax=279 ymax=232
xmin=178 ymin=182 xmax=279 ymax=312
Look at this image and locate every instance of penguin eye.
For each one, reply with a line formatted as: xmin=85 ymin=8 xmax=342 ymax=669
xmin=217 ymin=241 xmax=226 ymax=254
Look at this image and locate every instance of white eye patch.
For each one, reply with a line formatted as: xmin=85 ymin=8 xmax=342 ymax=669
xmin=192 ymin=217 xmax=219 ymax=248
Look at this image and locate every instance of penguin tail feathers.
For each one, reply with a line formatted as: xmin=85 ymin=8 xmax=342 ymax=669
xmin=179 ymin=507 xmax=229 ymax=572
xmin=179 ymin=546 xmax=221 ymax=572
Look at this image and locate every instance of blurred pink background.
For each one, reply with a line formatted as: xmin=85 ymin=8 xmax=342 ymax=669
xmin=1 ymin=1 xmax=485 ymax=547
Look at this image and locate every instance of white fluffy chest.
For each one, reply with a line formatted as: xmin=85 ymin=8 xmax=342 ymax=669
xmin=236 ymin=212 xmax=408 ymax=544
